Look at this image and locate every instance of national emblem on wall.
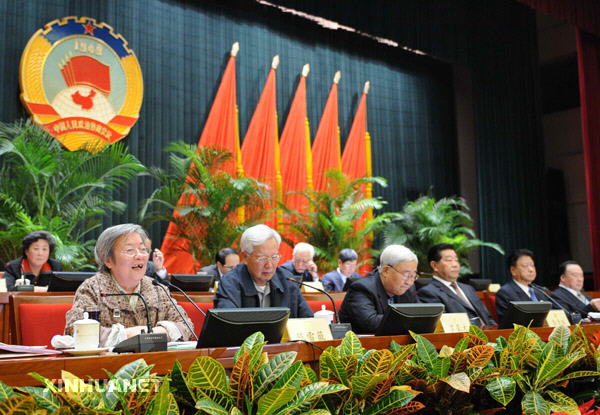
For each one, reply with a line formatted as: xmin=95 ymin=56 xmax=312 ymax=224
xmin=19 ymin=16 xmax=143 ymax=151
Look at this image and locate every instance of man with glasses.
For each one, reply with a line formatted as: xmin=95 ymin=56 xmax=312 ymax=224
xmin=418 ymin=243 xmax=496 ymax=327
xmin=339 ymin=244 xmax=420 ymax=333
xmin=198 ymin=247 xmax=240 ymax=282
xmin=280 ymin=242 xmax=319 ymax=282
xmin=214 ymin=224 xmax=313 ymax=318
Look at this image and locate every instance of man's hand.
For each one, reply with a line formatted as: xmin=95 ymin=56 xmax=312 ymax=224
xmin=590 ymin=298 xmax=600 ymax=311
xmin=153 ymin=248 xmax=165 ymax=271
xmin=307 ymin=260 xmax=319 ymax=280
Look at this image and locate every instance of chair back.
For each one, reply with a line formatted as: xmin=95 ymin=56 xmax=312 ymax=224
xmin=178 ymin=302 xmax=213 ymax=337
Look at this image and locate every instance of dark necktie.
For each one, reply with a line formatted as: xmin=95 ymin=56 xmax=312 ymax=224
xmin=450 ymin=282 xmax=471 ymax=307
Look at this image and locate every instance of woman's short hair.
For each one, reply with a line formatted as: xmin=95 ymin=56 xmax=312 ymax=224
xmin=378 ymin=245 xmax=418 ymax=270
xmin=95 ymin=224 xmax=149 ymax=270
xmin=22 ymin=231 xmax=56 ymax=256
xmin=240 ymin=224 xmax=281 ymax=255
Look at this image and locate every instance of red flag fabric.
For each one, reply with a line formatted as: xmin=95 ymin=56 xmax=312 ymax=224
xmin=312 ymin=73 xmax=341 ymax=191
xmin=279 ymin=66 xmax=312 ymax=261
xmin=161 ymin=49 xmax=240 ymax=274
xmin=241 ymin=59 xmax=281 ymax=230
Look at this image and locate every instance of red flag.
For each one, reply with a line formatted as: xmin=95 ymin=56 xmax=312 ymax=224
xmin=161 ymin=43 xmax=241 ymax=274
xmin=241 ymin=56 xmax=281 ymax=230
xmin=279 ymin=64 xmax=312 ymax=261
xmin=342 ymin=81 xmax=373 ymax=274
xmin=312 ymin=71 xmax=342 ymax=191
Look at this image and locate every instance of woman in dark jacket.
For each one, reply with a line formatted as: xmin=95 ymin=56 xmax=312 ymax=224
xmin=4 ymin=231 xmax=62 ymax=291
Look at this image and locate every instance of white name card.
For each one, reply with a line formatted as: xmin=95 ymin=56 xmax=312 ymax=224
xmin=544 ymin=310 xmax=571 ymax=327
xmin=435 ymin=313 xmax=471 ymax=333
xmin=282 ymin=318 xmax=333 ymax=342
xmin=301 ymin=281 xmax=325 ymax=293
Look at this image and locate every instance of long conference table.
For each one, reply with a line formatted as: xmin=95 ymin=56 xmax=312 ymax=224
xmin=2 ymin=324 xmax=600 ymax=387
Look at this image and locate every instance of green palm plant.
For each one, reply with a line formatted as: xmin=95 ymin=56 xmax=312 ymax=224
xmin=139 ymin=142 xmax=270 ymax=268
xmin=380 ymin=195 xmax=504 ymax=275
xmin=279 ymin=169 xmax=399 ymax=271
xmin=0 ymin=119 xmax=146 ymax=269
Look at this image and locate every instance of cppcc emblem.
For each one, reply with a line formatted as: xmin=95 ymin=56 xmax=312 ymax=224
xmin=20 ymin=16 xmax=143 ymax=151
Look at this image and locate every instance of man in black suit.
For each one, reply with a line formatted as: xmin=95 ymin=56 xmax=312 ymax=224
xmin=418 ymin=243 xmax=496 ymax=327
xmin=198 ymin=248 xmax=240 ymax=282
xmin=495 ymin=249 xmax=559 ymax=321
xmin=339 ymin=244 xmax=419 ymax=333
xmin=551 ymin=260 xmax=600 ymax=323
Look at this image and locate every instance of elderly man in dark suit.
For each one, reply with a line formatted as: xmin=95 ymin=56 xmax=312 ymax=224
xmin=551 ymin=260 xmax=600 ymax=323
xmin=322 ymin=248 xmax=362 ymax=292
xmin=418 ymin=243 xmax=496 ymax=327
xmin=339 ymin=244 xmax=419 ymax=333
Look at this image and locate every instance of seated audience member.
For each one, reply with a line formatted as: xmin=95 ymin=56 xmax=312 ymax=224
xmin=280 ymin=242 xmax=319 ymax=282
xmin=417 ymin=243 xmax=496 ymax=327
xmin=339 ymin=244 xmax=419 ymax=333
xmin=65 ymin=224 xmax=194 ymax=345
xmin=551 ymin=260 xmax=600 ymax=323
xmin=4 ymin=231 xmax=62 ymax=291
xmin=214 ymin=224 xmax=313 ymax=318
xmin=198 ymin=247 xmax=240 ymax=282
xmin=495 ymin=249 xmax=558 ymax=322
xmin=322 ymin=248 xmax=361 ymax=292
xmin=144 ymin=239 xmax=168 ymax=280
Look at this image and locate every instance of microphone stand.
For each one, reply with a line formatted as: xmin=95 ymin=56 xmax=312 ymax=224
xmin=152 ymin=279 xmax=198 ymax=341
xmin=100 ymin=292 xmax=168 ymax=353
xmin=152 ymin=276 xmax=206 ymax=317
xmin=286 ymin=277 xmax=352 ymax=339
xmin=530 ymin=283 xmax=580 ymax=324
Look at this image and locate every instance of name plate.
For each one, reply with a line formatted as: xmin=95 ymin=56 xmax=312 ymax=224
xmin=544 ymin=309 xmax=571 ymax=327
xmin=282 ymin=318 xmax=333 ymax=342
xmin=301 ymin=281 xmax=325 ymax=293
xmin=435 ymin=313 xmax=471 ymax=333
xmin=0 ymin=279 xmax=6 ymax=292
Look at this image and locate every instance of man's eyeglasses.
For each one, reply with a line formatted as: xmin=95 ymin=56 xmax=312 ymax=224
xmin=121 ymin=248 xmax=151 ymax=257
xmin=252 ymin=254 xmax=282 ymax=264
xmin=387 ymin=266 xmax=419 ymax=281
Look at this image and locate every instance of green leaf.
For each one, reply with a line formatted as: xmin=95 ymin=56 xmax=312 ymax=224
xmin=275 ymin=382 xmax=348 ymax=415
xmin=551 ymin=370 xmax=599 ymax=384
xmin=441 ymin=372 xmax=471 ymax=393
xmin=359 ymin=349 xmax=392 ymax=376
xmin=147 ymin=378 xmax=179 ymax=415
xmin=411 ymin=332 xmax=438 ymax=370
xmin=255 ymin=351 xmax=297 ymax=396
xmin=454 ymin=337 xmax=469 ymax=353
xmin=363 ymin=388 xmax=416 ymax=415
xmin=337 ymin=331 xmax=364 ymax=357
xmin=256 ymin=387 xmax=297 ymax=415
xmin=0 ymin=395 xmax=36 ymax=414
xmin=485 ymin=376 xmax=516 ymax=406
xmin=0 ymin=381 xmax=15 ymax=403
xmin=546 ymin=390 xmax=578 ymax=414
xmin=187 ymin=356 xmax=228 ymax=392
xmin=169 ymin=360 xmax=196 ymax=410
xmin=17 ymin=386 xmax=59 ymax=412
xmin=468 ymin=325 xmax=488 ymax=343
xmin=272 ymin=361 xmax=305 ymax=390
xmin=196 ymin=398 xmax=229 ymax=415
xmin=112 ymin=358 xmax=153 ymax=380
xmin=548 ymin=326 xmax=570 ymax=355
xmin=522 ymin=391 xmax=550 ymax=415
xmin=234 ymin=332 xmax=267 ymax=370
xmin=351 ymin=374 xmax=388 ymax=398
xmin=534 ymin=352 xmax=584 ymax=388
xmin=431 ymin=356 xmax=451 ymax=378
xmin=322 ymin=352 xmax=350 ymax=386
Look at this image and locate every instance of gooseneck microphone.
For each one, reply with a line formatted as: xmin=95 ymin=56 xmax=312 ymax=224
xmin=286 ymin=277 xmax=352 ymax=339
xmin=152 ymin=279 xmax=198 ymax=341
xmin=101 ymin=292 xmax=153 ymax=334
xmin=530 ymin=283 xmax=580 ymax=323
xmin=100 ymin=291 xmax=168 ymax=353
xmin=152 ymin=277 xmax=206 ymax=317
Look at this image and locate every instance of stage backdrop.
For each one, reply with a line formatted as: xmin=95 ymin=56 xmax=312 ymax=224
xmin=0 ymin=0 xmax=459 ymax=267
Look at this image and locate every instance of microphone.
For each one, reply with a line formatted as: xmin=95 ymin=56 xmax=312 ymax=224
xmin=530 ymin=283 xmax=580 ymax=323
xmin=100 ymin=292 xmax=168 ymax=353
xmin=101 ymin=292 xmax=153 ymax=334
xmin=286 ymin=277 xmax=352 ymax=339
xmin=152 ymin=279 xmax=198 ymax=341
xmin=151 ymin=276 xmax=206 ymax=317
